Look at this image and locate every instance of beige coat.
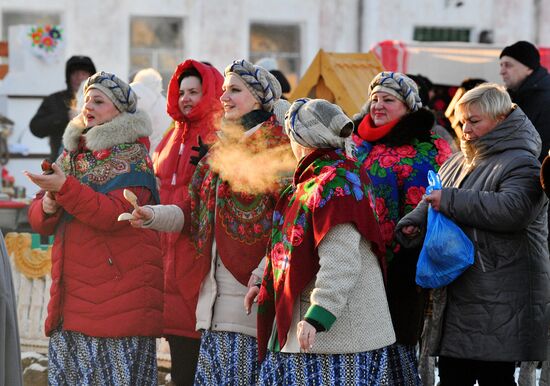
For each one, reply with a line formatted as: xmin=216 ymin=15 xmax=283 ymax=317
xmin=195 ymin=243 xmax=264 ymax=337
xmin=144 ymin=204 xmax=264 ymax=337
xmin=281 ymin=223 xmax=395 ymax=354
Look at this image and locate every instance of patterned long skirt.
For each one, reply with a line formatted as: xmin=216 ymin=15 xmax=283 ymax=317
xmin=48 ymin=328 xmax=157 ymax=386
xmin=194 ymin=330 xmax=259 ymax=385
xmin=259 ymin=343 xmax=421 ymax=386
xmin=386 ymin=343 xmax=422 ymax=385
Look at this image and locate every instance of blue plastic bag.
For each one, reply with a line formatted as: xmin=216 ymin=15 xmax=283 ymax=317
xmin=416 ymin=171 xmax=475 ymax=289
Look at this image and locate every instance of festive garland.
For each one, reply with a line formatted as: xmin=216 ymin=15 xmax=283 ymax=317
xmin=5 ymin=232 xmax=52 ymax=279
xmin=28 ymin=25 xmax=63 ymax=59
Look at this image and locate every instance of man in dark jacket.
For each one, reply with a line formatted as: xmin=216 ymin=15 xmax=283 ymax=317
xmin=500 ymin=43 xmax=550 ymax=384
xmin=29 ymin=55 xmax=96 ymax=162
xmin=500 ymin=40 xmax=550 ymax=163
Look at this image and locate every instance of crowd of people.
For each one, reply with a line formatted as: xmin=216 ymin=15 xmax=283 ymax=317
xmin=1 ymin=39 xmax=547 ymax=385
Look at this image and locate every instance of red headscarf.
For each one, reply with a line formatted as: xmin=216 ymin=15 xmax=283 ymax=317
xmin=153 ymin=60 xmax=224 ymax=303
xmin=166 ymin=59 xmax=224 ymax=125
xmin=154 ymin=60 xmax=224 ymax=187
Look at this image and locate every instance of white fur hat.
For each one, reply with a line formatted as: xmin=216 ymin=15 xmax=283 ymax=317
xmin=132 ymin=68 xmax=164 ymax=95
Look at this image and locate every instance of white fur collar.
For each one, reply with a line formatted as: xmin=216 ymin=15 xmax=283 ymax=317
xmin=63 ymin=109 xmax=152 ymax=151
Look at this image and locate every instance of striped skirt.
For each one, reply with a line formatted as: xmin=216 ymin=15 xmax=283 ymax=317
xmin=48 ymin=328 xmax=157 ymax=386
xmin=194 ymin=330 xmax=259 ymax=386
xmin=259 ymin=343 xmax=421 ymax=386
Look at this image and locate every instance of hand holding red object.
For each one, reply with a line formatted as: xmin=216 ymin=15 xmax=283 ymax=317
xmin=41 ymin=159 xmax=54 ymax=175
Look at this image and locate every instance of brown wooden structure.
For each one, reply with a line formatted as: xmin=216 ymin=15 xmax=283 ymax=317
xmin=289 ymin=49 xmax=384 ymax=117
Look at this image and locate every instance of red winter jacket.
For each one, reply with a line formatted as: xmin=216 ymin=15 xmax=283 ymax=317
xmin=153 ymin=59 xmax=223 ymax=337
xmin=29 ymin=180 xmax=163 ymax=337
xmin=28 ymin=110 xmax=163 ymax=338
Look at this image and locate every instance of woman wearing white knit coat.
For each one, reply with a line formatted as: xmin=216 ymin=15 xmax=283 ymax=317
xmin=247 ymin=98 xmax=399 ymax=385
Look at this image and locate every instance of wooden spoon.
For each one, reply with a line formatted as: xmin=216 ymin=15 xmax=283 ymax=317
xmin=117 ymin=212 xmax=135 ymax=221
xmin=123 ymin=189 xmax=139 ymax=210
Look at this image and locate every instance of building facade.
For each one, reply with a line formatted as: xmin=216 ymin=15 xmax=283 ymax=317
xmin=0 ymin=0 xmax=548 ymax=194
xmin=2 ymin=0 xmax=547 ymax=89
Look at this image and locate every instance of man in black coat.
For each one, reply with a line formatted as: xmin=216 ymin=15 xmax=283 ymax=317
xmin=501 ymin=40 xmax=550 ymax=386
xmin=29 ymin=55 xmax=96 ymax=162
xmin=500 ymin=40 xmax=550 ymax=163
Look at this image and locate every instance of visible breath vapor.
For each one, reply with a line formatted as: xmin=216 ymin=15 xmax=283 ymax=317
xmin=208 ymin=121 xmax=296 ymax=194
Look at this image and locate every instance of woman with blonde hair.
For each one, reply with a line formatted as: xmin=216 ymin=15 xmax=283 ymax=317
xmin=397 ymin=83 xmax=550 ymax=386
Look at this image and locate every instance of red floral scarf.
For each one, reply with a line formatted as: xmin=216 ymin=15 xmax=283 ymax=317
xmin=257 ymin=149 xmax=386 ymax=360
xmin=189 ymin=116 xmax=292 ymax=286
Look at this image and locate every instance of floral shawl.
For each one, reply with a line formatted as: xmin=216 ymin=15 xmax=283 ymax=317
xmin=189 ymin=115 xmax=291 ymax=286
xmin=58 ymin=143 xmax=158 ymax=200
xmin=257 ymin=148 xmax=385 ymax=360
xmin=352 ymin=126 xmax=452 ymax=261
xmin=58 ymin=110 xmax=158 ymax=203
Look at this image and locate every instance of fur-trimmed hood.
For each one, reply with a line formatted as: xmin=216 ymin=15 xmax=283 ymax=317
xmin=354 ymin=108 xmax=435 ymax=147
xmin=63 ymin=109 xmax=152 ymax=152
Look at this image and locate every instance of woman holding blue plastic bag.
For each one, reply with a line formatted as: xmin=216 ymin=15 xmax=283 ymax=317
xmin=413 ymin=170 xmax=474 ymax=289
xmin=396 ymin=83 xmax=550 ymax=386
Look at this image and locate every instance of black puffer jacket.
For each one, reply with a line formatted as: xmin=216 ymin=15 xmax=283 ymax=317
xmin=509 ymin=66 xmax=550 ymax=162
xmin=397 ymin=107 xmax=550 ymax=361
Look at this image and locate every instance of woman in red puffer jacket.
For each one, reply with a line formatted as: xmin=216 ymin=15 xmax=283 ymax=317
xmin=26 ymin=72 xmax=162 ymax=386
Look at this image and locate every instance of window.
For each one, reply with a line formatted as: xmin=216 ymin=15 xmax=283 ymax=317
xmin=2 ymin=11 xmax=61 ymax=39
xmin=129 ymin=16 xmax=183 ymax=90
xmin=249 ymin=23 xmax=301 ymax=93
xmin=413 ymin=26 xmax=470 ymax=42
